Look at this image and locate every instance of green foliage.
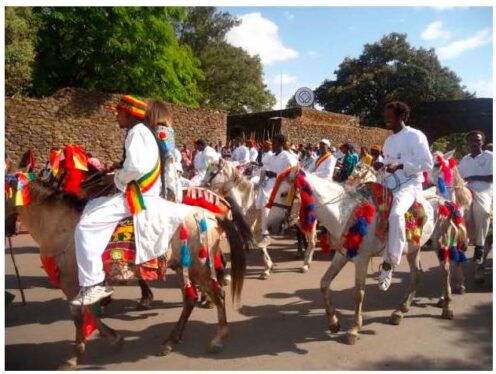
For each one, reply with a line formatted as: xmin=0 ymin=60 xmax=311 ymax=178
xmin=179 ymin=7 xmax=276 ymax=113
xmin=315 ymin=33 xmax=473 ymax=125
xmin=5 ymin=7 xmax=39 ymax=96
xmin=32 ymin=7 xmax=203 ymax=106
xmin=431 ymin=132 xmax=470 ymax=160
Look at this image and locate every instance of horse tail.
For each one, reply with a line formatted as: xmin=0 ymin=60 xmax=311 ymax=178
xmin=223 ymin=195 xmax=254 ymax=250
xmin=217 ymin=217 xmax=246 ymax=303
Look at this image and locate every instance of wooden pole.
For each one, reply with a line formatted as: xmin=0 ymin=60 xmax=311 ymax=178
xmin=7 ymin=237 xmax=26 ymax=305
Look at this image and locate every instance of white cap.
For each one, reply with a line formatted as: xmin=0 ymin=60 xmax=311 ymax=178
xmin=320 ymin=139 xmax=331 ymax=147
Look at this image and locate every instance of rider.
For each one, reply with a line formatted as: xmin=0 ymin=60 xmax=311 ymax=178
xmin=257 ymin=134 xmax=297 ymax=247
xmin=457 ymin=130 xmax=493 ymax=265
xmin=374 ymin=101 xmax=433 ymax=291
xmin=308 ymin=139 xmax=337 ymax=181
xmin=231 ymin=137 xmax=250 ymax=165
xmin=190 ymin=138 xmax=220 ymax=186
xmin=71 ymin=95 xmax=187 ymax=306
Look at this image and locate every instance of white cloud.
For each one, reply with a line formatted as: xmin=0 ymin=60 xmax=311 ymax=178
xmin=283 ymin=11 xmax=295 ymax=21
xmin=432 ymin=6 xmax=454 ymax=11
xmin=421 ymin=21 xmax=451 ymax=41
xmin=273 ymin=93 xmax=292 ymax=110
xmin=469 ymin=79 xmax=493 ymax=98
xmin=225 ymin=12 xmax=299 ymax=65
xmin=272 ymin=73 xmax=297 ymax=85
xmin=436 ymin=28 xmax=492 ymax=60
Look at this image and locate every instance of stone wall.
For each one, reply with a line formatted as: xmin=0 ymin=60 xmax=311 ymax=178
xmin=5 ymin=88 xmax=226 ymax=169
xmin=228 ymin=107 xmax=388 ymax=148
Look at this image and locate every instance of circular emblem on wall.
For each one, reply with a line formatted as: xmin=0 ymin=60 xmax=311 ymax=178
xmin=294 ymin=87 xmax=315 ymax=107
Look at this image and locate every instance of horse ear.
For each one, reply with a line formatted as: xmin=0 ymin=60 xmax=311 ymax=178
xmin=444 ymin=149 xmax=456 ymax=160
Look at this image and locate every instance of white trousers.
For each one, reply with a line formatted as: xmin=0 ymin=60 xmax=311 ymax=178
xmin=257 ymin=177 xmax=276 ymax=236
xmin=75 ymin=194 xmax=130 ymax=287
xmin=466 ymin=186 xmax=492 ymax=247
xmin=384 ymin=183 xmax=420 ymax=266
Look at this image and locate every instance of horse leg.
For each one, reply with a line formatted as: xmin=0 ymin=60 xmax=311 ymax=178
xmin=391 ymin=248 xmax=421 ymax=325
xmin=453 ymin=262 xmax=466 ymax=294
xmin=440 ymin=260 xmax=454 ymax=319
xmin=204 ymin=284 xmax=229 ymax=353
xmin=95 ymin=315 xmax=124 ymax=348
xmin=295 ymin=228 xmax=304 ymax=259
xmin=259 ymin=247 xmax=274 ymax=280
xmin=300 ymin=230 xmax=316 ymax=273
xmin=345 ymin=257 xmax=368 ymax=345
xmin=158 ymin=268 xmax=195 ymax=356
xmin=321 ymin=251 xmax=348 ymax=333
xmin=137 ymin=279 xmax=154 ymax=310
xmin=58 ymin=307 xmax=86 ymax=370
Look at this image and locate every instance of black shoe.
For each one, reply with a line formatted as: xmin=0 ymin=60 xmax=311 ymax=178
xmin=473 ymin=246 xmax=485 ymax=265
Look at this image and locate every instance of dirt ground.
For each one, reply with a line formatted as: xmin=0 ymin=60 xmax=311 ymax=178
xmin=5 ymin=233 xmax=493 ymax=370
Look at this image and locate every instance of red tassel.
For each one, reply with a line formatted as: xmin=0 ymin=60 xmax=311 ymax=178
xmin=453 ymin=216 xmax=463 ymax=226
xmin=448 ymin=157 xmax=457 ymax=169
xmin=185 ymin=284 xmax=198 ymax=300
xmin=199 ymin=245 xmax=208 ymax=259
xmin=183 ymin=195 xmax=200 ymax=206
xmin=40 ymin=256 xmax=61 ymax=288
xmin=213 ymin=253 xmax=223 ymax=270
xmin=439 ymin=204 xmax=450 ymax=217
xmin=197 ymin=196 xmax=223 ymax=214
xmin=82 ymin=307 xmax=98 ymax=339
xmin=320 ymin=232 xmax=330 ymax=253
xmin=179 ymin=225 xmax=189 ymax=240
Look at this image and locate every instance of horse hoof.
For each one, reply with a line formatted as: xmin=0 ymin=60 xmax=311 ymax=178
xmin=453 ymin=286 xmax=466 ymax=295
xmin=400 ymin=305 xmax=410 ymax=313
xmin=157 ymin=344 xmax=173 ymax=357
xmin=390 ymin=312 xmax=403 ymax=326
xmin=344 ymin=332 xmax=358 ymax=345
xmin=329 ymin=322 xmax=341 ymax=334
xmin=207 ymin=342 xmax=224 ymax=354
xmin=259 ymin=272 xmax=270 ymax=280
xmin=58 ymin=360 xmax=77 ymax=370
xmin=441 ymin=309 xmax=454 ymax=320
xmin=300 ymin=266 xmax=309 ymax=274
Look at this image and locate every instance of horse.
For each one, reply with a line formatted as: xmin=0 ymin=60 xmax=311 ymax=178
xmin=266 ymin=166 xmax=467 ymax=344
xmin=5 ymin=176 xmax=248 ymax=369
xmin=429 ymin=150 xmax=492 ymax=284
xmin=202 ymin=158 xmax=317 ymax=278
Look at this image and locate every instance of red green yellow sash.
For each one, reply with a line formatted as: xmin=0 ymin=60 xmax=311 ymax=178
xmin=315 ymin=152 xmax=331 ymax=169
xmin=125 ymin=160 xmax=161 ymax=215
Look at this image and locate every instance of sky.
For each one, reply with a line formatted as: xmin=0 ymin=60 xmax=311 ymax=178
xmin=221 ymin=6 xmax=493 ymax=109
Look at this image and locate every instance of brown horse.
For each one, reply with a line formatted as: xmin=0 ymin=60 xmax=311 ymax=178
xmin=5 ymin=178 xmax=248 ymax=369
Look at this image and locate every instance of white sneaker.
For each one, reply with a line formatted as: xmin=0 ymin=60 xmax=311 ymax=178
xmin=70 ymin=285 xmax=114 ymax=306
xmin=378 ymin=267 xmax=393 ymax=291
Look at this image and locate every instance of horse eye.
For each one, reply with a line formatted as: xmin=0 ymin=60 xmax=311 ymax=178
xmin=281 ymin=192 xmax=288 ymax=198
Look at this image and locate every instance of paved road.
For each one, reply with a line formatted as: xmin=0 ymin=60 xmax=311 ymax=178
xmin=5 ymin=233 xmax=492 ymax=370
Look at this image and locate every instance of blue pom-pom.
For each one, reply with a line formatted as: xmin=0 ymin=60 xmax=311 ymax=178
xmin=449 ymin=247 xmax=459 ymax=262
xmin=458 ymin=250 xmax=467 ymax=263
xmin=305 ymin=203 xmax=315 ymax=212
xmin=355 ymin=217 xmax=369 ymax=236
xmin=437 ymin=177 xmax=447 ymax=195
xmin=347 ymin=249 xmax=358 ymax=258
xmin=199 ymin=218 xmax=208 ymax=233
xmin=181 ymin=243 xmax=192 ymax=267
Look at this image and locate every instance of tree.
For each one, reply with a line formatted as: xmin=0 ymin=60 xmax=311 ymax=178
xmin=315 ymin=33 xmax=473 ymax=125
xmin=32 ymin=7 xmax=203 ymax=106
xmin=179 ymin=7 xmax=276 ymax=113
xmin=5 ymin=7 xmax=40 ymax=96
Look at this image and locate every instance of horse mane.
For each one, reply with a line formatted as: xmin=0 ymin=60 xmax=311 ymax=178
xmin=451 ymin=166 xmax=472 ymax=210
xmin=28 ymin=180 xmax=88 ymax=213
xmin=221 ymin=159 xmax=256 ymax=196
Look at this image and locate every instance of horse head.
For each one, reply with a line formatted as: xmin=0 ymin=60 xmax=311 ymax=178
xmin=202 ymin=158 xmax=236 ymax=193
xmin=347 ymin=162 xmax=377 ymax=187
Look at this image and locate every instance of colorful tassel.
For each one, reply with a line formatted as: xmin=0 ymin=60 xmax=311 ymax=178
xmin=199 ymin=218 xmax=208 ymax=233
xmin=213 ymin=253 xmax=223 ymax=270
xmin=199 ymin=244 xmax=208 ymax=263
xmin=181 ymin=243 xmax=192 ymax=267
xmin=185 ymin=283 xmax=198 ymax=300
xmin=179 ymin=225 xmax=189 ymax=240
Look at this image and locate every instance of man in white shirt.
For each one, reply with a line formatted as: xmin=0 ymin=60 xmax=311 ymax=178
xmin=373 ymin=101 xmax=433 ymax=291
xmin=302 ymin=144 xmax=317 ymax=170
xmin=309 ymin=139 xmax=337 ymax=181
xmin=458 ymin=130 xmax=493 ymax=264
xmin=231 ymin=137 xmax=250 ymax=165
xmin=257 ymin=134 xmax=297 ymax=247
xmin=190 ymin=138 xmax=220 ymax=186
xmin=247 ymin=140 xmax=259 ymax=163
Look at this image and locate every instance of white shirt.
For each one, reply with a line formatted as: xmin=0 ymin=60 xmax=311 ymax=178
xmin=261 ymin=151 xmax=274 ymax=167
xmin=231 ymin=145 xmax=250 ymax=164
xmin=310 ymin=152 xmax=337 ymax=180
xmin=458 ymin=150 xmax=493 ymax=192
xmin=382 ymin=125 xmax=433 ymax=186
xmin=249 ymin=147 xmax=259 ymax=162
xmin=267 ymin=150 xmax=298 ymax=175
xmin=194 ymin=146 xmax=219 ymax=172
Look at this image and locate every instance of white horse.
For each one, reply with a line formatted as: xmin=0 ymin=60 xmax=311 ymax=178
xmin=267 ymin=166 xmax=466 ymax=344
xmin=202 ymin=158 xmax=317 ymax=278
xmin=429 ymin=149 xmax=491 ymax=284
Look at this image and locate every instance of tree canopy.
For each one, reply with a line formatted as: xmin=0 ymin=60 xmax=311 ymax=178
xmin=32 ymin=7 xmax=203 ymax=106
xmin=315 ymin=33 xmax=473 ymax=125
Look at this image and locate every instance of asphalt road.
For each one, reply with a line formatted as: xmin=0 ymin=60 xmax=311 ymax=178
xmin=5 ymin=233 xmax=493 ymax=370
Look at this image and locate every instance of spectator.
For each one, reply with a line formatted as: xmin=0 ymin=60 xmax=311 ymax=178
xmin=302 ymin=143 xmax=317 ymax=169
xmin=360 ymin=146 xmax=373 ymax=165
xmin=338 ymin=143 xmax=359 ymax=181
xmin=247 ymin=139 xmax=259 ymax=162
xmin=370 ymin=145 xmax=384 ymax=164
xmin=180 ymin=143 xmax=192 ymax=170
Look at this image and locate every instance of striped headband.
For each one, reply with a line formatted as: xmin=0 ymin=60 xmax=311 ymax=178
xmin=116 ymin=95 xmax=148 ymax=119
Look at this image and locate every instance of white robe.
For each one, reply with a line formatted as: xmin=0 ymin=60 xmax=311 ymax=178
xmin=381 ymin=125 xmax=433 ymax=265
xmin=190 ymin=146 xmax=219 ymax=186
xmin=309 ymin=153 xmax=337 ymax=181
xmin=231 ymin=145 xmax=250 ymax=164
xmin=458 ymin=150 xmax=493 ymax=246
xmin=249 ymin=147 xmax=259 ymax=162
xmin=75 ymin=124 xmax=194 ymax=287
